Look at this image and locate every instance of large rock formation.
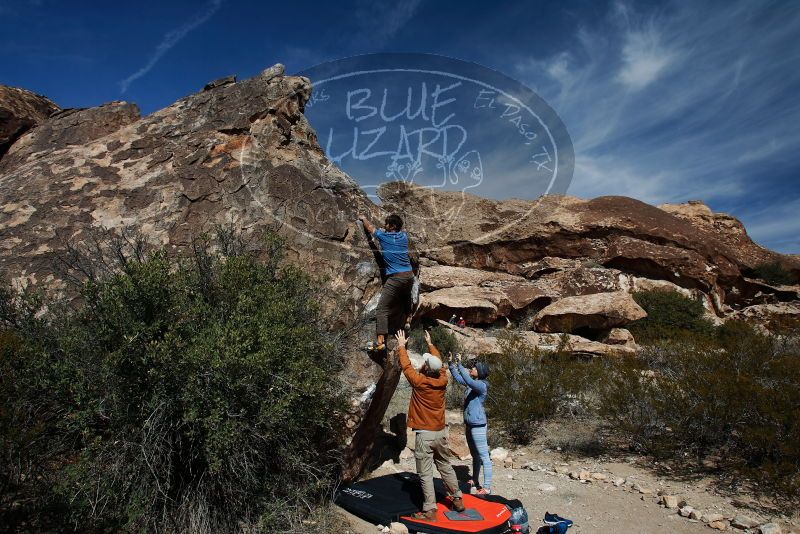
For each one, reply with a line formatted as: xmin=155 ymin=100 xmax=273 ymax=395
xmin=0 ymin=67 xmax=377 ymax=316
xmin=379 ymin=182 xmax=800 ymax=314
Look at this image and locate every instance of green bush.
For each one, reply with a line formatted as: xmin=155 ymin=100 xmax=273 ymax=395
xmin=629 ymin=289 xmax=714 ymax=342
xmin=409 ymin=324 xmax=460 ymax=358
xmin=1 ymin=284 xmax=70 ymax=531
xmin=485 ymin=320 xmax=800 ymax=503
xmin=752 ymin=262 xmax=796 ymax=286
xmin=486 ymin=332 xmax=605 ymax=444
xmin=1 ymin=234 xmax=347 ymax=533
xmin=597 ymin=324 xmax=800 ymax=500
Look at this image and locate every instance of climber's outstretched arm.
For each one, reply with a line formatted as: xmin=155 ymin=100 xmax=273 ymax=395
xmin=358 ymin=215 xmax=376 ymax=235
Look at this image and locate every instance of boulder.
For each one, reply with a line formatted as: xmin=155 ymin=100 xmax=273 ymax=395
xmin=532 ymin=291 xmax=647 ymax=333
xmin=490 ymin=447 xmax=509 ymax=461
xmin=731 ymin=516 xmax=760 ymax=529
xmin=434 ymin=320 xmax=637 ymax=357
xmin=759 ymin=523 xmax=782 ymax=534
xmin=446 ymin=423 xmax=472 ymax=460
xmin=600 ymin=328 xmax=636 ymax=346
xmin=0 ymin=84 xmax=59 ymax=159
xmin=417 ymin=265 xmax=553 ymax=323
xmin=730 ymin=302 xmax=800 ymax=334
xmin=662 ymin=495 xmax=678 ymax=509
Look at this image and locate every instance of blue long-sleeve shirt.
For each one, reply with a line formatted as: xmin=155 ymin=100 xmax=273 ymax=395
xmin=449 ymin=363 xmax=488 ymax=427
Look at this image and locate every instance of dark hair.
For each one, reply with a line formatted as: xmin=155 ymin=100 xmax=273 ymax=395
xmin=385 ymin=214 xmax=403 ymax=231
xmin=475 ymin=361 xmax=490 ymax=380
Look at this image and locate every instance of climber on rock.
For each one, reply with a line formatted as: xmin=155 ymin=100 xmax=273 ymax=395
xmin=358 ymin=213 xmax=418 ymax=352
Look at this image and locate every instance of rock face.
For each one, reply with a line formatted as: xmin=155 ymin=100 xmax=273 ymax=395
xmin=418 ymin=265 xmax=552 ymax=323
xmin=0 ymin=101 xmax=141 ymax=172
xmin=0 ymin=65 xmax=376 ymax=315
xmin=380 ymin=182 xmax=800 ymax=312
xmin=532 ymin=291 xmax=647 ymax=334
xmin=0 ymin=85 xmax=59 ymax=159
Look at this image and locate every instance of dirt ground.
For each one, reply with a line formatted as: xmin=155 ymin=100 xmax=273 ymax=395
xmin=338 ymin=404 xmax=799 ymax=534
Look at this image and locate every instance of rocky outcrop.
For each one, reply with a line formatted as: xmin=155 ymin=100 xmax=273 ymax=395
xmin=0 ymin=85 xmax=59 ymax=159
xmin=380 ymin=182 xmax=800 ymax=312
xmin=0 ymin=65 xmax=377 ymax=314
xmin=532 ymin=291 xmax=647 ymax=334
xmin=659 ymin=200 xmax=795 ymax=275
xmin=436 ymin=320 xmax=637 ymax=358
xmin=0 ymin=101 xmax=140 ymax=172
xmin=418 ymin=265 xmax=552 ymax=323
xmin=729 ymin=301 xmax=800 ymax=334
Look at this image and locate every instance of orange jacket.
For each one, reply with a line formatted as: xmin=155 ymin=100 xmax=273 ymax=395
xmin=399 ymin=344 xmax=448 ymax=431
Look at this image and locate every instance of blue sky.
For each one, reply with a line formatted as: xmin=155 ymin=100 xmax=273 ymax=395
xmin=1 ymin=0 xmax=799 ymax=253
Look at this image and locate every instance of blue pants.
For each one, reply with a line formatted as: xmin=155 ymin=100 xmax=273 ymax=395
xmin=466 ymin=424 xmax=492 ymax=491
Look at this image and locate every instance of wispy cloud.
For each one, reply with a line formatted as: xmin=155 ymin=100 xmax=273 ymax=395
xmin=617 ymin=26 xmax=678 ymax=89
xmin=350 ymin=0 xmax=422 ymax=50
xmin=512 ymin=0 xmax=800 ymax=252
xmin=119 ymin=0 xmax=222 ymax=93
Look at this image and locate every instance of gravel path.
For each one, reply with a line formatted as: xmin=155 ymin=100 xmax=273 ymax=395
xmin=338 ymin=417 xmax=798 ymax=534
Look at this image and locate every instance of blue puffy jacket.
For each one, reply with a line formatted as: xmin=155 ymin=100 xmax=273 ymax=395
xmin=449 ymin=363 xmax=488 ymax=427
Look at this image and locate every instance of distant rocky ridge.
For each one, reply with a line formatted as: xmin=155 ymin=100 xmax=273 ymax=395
xmin=1 ymin=66 xmax=798 ymax=480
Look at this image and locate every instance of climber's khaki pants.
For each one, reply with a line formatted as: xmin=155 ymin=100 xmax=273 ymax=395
xmin=414 ymin=429 xmax=462 ymax=511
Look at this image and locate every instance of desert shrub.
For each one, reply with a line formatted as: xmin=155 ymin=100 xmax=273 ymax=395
xmin=1 ymin=286 xmax=72 ymax=531
xmin=598 ymin=325 xmax=800 ymax=500
xmin=486 ymin=332 xmax=608 ymax=444
xmin=752 ymin=261 xmax=796 ymax=286
xmin=0 ymin=234 xmax=347 ymax=533
xmin=629 ymin=289 xmax=714 ymax=342
xmin=763 ymin=312 xmax=800 ymax=337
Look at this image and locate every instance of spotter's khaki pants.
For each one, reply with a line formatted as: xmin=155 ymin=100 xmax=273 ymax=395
xmin=414 ymin=429 xmax=463 ymax=511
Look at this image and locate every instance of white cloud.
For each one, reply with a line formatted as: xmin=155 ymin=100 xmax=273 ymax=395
xmin=509 ymin=0 xmax=800 ymax=251
xmin=617 ymin=26 xmax=677 ymax=90
xmin=119 ymin=0 xmax=222 ymax=93
xmin=739 ymin=198 xmax=800 ymax=250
